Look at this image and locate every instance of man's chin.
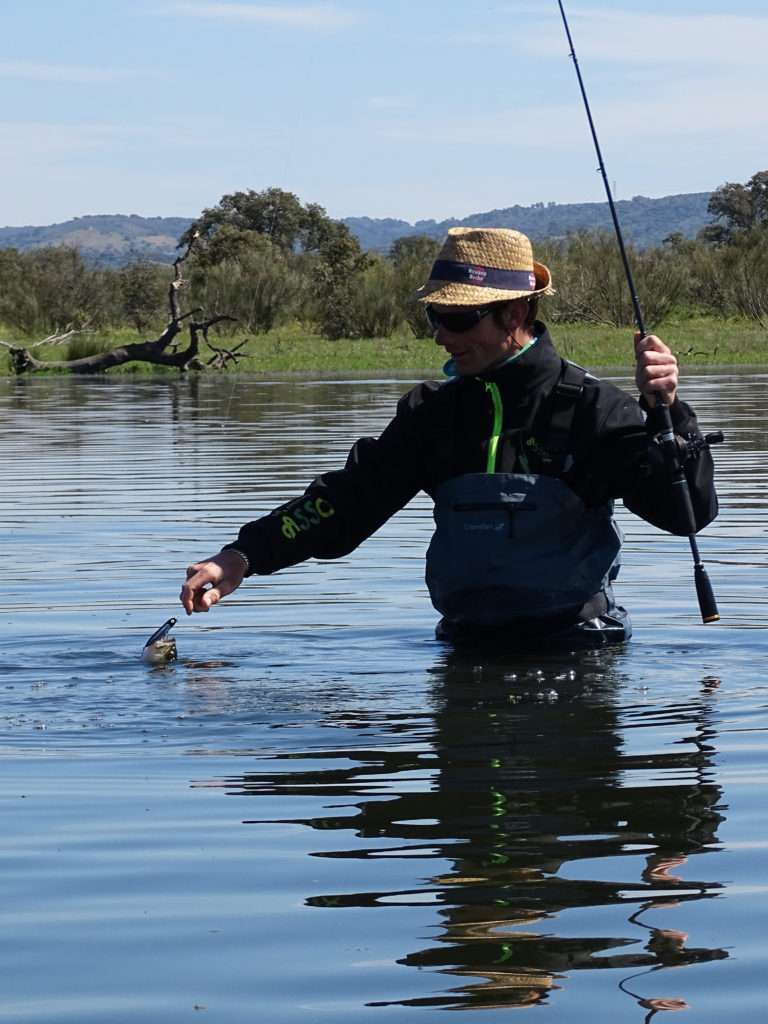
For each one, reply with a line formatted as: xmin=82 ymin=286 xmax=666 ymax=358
xmin=451 ymin=356 xmax=473 ymax=375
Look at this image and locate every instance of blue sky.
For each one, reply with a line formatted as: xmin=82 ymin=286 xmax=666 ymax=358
xmin=1 ymin=1 xmax=766 ymax=226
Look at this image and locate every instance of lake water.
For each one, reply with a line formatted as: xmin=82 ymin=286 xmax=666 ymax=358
xmin=0 ymin=368 xmax=766 ymax=1022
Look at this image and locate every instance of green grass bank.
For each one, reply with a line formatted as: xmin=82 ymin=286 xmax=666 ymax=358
xmin=2 ymin=317 xmax=765 ymax=375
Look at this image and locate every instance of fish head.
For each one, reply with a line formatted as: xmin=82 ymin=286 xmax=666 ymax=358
xmin=142 ymin=636 xmax=177 ymax=665
xmin=142 ymin=618 xmax=178 ymax=666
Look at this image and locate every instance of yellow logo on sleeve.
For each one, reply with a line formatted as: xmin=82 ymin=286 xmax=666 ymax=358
xmin=281 ymin=497 xmax=335 ymax=540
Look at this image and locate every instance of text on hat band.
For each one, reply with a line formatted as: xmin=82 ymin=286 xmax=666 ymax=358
xmin=430 ymin=261 xmax=537 ymax=292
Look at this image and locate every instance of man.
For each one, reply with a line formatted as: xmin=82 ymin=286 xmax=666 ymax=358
xmin=180 ymin=227 xmax=717 ymax=646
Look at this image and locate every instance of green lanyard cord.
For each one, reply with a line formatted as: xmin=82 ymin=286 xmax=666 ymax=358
xmin=484 ymin=381 xmax=503 ymax=473
xmin=483 ymin=380 xmax=530 ymax=474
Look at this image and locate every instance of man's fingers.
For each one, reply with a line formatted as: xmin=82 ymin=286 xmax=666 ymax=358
xmin=634 ymin=332 xmax=672 ymax=357
xmin=196 ymin=586 xmax=220 ymax=612
xmin=180 ymin=579 xmax=199 ymax=615
xmin=181 ymin=566 xmax=215 ymax=615
xmin=189 ymin=577 xmax=236 ymax=613
xmin=181 ymin=580 xmax=217 ymax=615
xmin=634 ymin=333 xmax=678 ymax=405
xmin=639 ymin=349 xmax=675 ymax=365
xmin=640 ymin=363 xmax=677 ymax=383
xmin=180 ymin=555 xmax=245 ymax=615
xmin=637 ymin=369 xmax=678 ymax=398
xmin=210 ymin=577 xmax=237 ymax=601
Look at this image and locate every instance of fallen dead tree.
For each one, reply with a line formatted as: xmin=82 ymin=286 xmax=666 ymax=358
xmin=0 ymin=239 xmax=247 ymax=375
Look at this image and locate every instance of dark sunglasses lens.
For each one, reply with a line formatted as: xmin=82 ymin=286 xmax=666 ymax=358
xmin=425 ymin=306 xmax=440 ymax=331
xmin=426 ymin=307 xmax=490 ymax=333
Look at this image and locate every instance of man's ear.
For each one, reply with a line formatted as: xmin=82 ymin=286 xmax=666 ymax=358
xmin=503 ymin=298 xmax=527 ymax=331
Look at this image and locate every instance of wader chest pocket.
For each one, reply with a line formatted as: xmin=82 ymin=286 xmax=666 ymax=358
xmin=453 ymin=500 xmax=536 ymax=538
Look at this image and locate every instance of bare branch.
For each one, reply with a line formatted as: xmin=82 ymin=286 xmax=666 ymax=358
xmin=5 ymin=325 xmax=96 ymax=351
xmin=205 ymin=338 xmax=248 ymax=369
xmin=0 ymin=233 xmax=252 ymax=375
xmin=169 ymin=231 xmax=199 ymax=322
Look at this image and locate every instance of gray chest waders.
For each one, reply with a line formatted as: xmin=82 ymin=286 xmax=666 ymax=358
xmin=425 ymin=362 xmax=623 ymax=628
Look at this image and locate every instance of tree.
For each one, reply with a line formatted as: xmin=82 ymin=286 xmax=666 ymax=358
xmin=543 ymin=231 xmax=687 ymax=328
xmin=0 ymin=239 xmax=244 ymax=374
xmin=119 ymin=257 xmax=168 ymax=333
xmin=389 ymin=235 xmax=441 ymax=338
xmin=312 ymin=225 xmax=372 ymax=338
xmin=0 ymin=248 xmax=26 ymax=329
xmin=389 ymin=234 xmax=440 ymax=270
xmin=336 ymin=256 xmax=402 ymax=339
xmin=720 ymin=230 xmax=768 ymax=329
xmin=0 ymin=247 xmax=116 ymax=335
xmin=189 ymin=243 xmax=308 ymax=333
xmin=701 ymin=170 xmax=768 ymax=243
xmin=181 ymin=186 xmax=360 ymax=262
xmin=181 ymin=186 xmax=370 ymax=337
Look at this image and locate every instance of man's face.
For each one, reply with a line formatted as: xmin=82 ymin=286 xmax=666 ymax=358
xmin=431 ymin=301 xmax=523 ymax=376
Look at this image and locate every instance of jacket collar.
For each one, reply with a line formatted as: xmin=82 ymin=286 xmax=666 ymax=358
xmin=475 ymin=322 xmax=562 ymax=397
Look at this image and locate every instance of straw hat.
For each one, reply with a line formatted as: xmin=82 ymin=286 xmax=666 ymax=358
xmin=415 ymin=227 xmax=553 ymax=306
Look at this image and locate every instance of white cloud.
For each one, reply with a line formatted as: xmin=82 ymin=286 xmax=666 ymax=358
xmin=0 ymin=123 xmax=141 ymax=157
xmin=0 ymin=117 xmax=285 ymax=160
xmin=166 ymin=2 xmax=360 ymax=29
xmin=0 ymin=61 xmax=153 ymax=83
xmin=371 ymin=74 xmax=768 ymax=150
xmin=492 ymin=8 xmax=768 ymax=66
xmin=372 ymin=104 xmax=581 ymax=149
xmin=597 ymin=83 xmax=768 ymax=138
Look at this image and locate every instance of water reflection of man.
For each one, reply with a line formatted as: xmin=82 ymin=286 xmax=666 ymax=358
xmin=226 ymin=650 xmax=728 ymax=1011
xmin=180 ymin=227 xmax=717 ymax=647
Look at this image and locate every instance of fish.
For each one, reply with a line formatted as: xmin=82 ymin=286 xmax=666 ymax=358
xmin=142 ymin=617 xmax=178 ymax=665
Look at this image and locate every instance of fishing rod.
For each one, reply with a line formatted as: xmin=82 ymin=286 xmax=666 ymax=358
xmin=556 ymin=0 xmax=721 ymax=624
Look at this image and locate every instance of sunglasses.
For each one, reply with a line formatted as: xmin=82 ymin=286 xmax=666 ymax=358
xmin=425 ymin=304 xmax=496 ymax=334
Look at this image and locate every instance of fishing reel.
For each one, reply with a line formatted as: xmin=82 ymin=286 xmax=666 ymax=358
xmin=681 ymin=430 xmax=725 ymax=462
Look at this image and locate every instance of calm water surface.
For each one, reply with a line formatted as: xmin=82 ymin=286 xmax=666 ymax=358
xmin=0 ymin=369 xmax=766 ymax=1022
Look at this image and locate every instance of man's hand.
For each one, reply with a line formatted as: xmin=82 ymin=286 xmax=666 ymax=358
xmin=180 ymin=549 xmax=248 ymax=615
xmin=634 ymin=332 xmax=678 ymax=406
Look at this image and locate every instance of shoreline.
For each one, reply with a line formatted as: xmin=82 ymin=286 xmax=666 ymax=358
xmin=1 ymin=317 xmax=766 ymax=376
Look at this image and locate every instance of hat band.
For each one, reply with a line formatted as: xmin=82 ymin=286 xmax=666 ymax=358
xmin=430 ymin=260 xmax=537 ymax=292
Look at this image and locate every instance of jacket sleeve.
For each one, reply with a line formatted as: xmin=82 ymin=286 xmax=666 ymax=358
xmin=576 ymin=387 xmax=718 ymax=535
xmin=225 ymin=389 xmax=428 ymax=575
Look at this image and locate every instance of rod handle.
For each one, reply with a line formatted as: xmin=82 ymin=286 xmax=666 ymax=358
xmin=695 ymin=565 xmax=720 ymax=623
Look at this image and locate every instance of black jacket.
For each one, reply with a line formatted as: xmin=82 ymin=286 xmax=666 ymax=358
xmin=230 ymin=325 xmax=718 ymax=576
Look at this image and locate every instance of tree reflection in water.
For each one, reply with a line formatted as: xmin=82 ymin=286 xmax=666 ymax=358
xmin=222 ymin=647 xmax=728 ymax=1012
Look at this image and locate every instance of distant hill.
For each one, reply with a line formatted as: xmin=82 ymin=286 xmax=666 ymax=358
xmin=344 ymin=192 xmax=714 ymax=252
xmin=0 ymin=214 xmax=192 ymax=266
xmin=0 ymin=193 xmax=715 ymax=265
